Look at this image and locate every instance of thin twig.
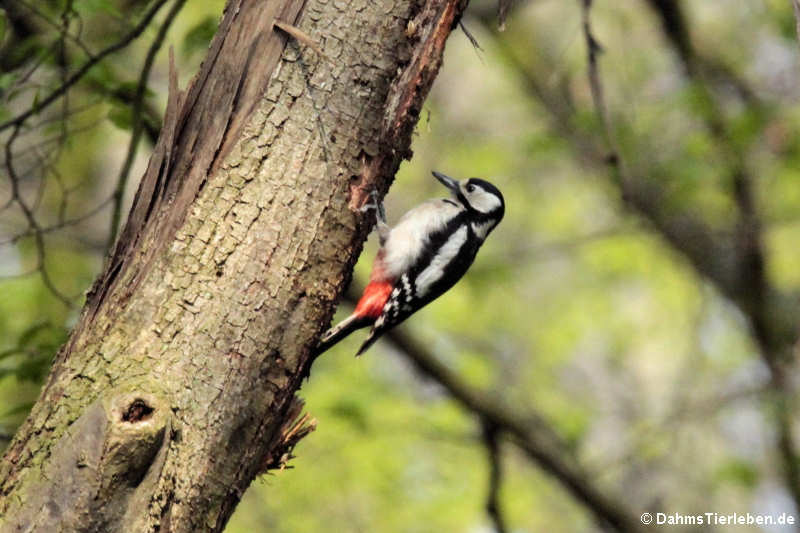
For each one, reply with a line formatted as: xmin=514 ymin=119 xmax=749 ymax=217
xmin=0 ymin=194 xmax=114 ymax=246
xmin=0 ymin=0 xmax=171 ymax=133
xmin=459 ymin=21 xmax=484 ymax=57
xmin=482 ymin=420 xmax=508 ymax=533
xmin=385 ymin=326 xmax=647 ymax=532
xmin=3 ymin=126 xmax=74 ymax=307
xmin=581 ymin=0 xmax=619 ymax=174
xmin=580 ymin=0 xmax=800 ymax=509
xmin=2 ymin=116 xmax=104 ymax=163
xmin=334 ymin=288 xmax=648 ymax=533
xmin=12 ymin=0 xmax=94 ymax=57
xmin=273 ymin=20 xmax=333 ymax=65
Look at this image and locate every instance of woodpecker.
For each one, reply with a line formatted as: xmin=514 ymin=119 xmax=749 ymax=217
xmin=318 ymin=171 xmax=505 ymax=356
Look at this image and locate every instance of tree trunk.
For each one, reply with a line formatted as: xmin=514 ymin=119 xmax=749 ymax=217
xmin=0 ymin=0 xmax=468 ymax=530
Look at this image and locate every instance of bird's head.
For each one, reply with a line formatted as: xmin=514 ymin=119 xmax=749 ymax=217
xmin=433 ymin=171 xmax=505 ymax=225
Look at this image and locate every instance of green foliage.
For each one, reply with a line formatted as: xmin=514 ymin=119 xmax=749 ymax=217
xmin=0 ymin=317 xmax=70 ymax=436
xmin=108 ymin=99 xmax=134 ymax=130
xmin=0 ymin=321 xmax=67 ymax=382
xmin=0 ymin=72 xmax=17 ymax=92
xmin=3 ymin=0 xmax=800 ymax=531
xmin=85 ymin=61 xmax=118 ymax=93
xmin=713 ymin=459 xmax=760 ymax=489
xmin=0 ymin=10 xmax=7 ymax=44
xmin=74 ymin=0 xmax=122 ymax=18
xmin=182 ymin=15 xmax=218 ymax=58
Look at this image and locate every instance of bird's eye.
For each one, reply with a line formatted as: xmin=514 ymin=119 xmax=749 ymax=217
xmin=466 ymin=184 xmax=475 ymax=193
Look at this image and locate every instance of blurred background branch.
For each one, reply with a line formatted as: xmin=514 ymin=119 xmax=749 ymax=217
xmin=346 ymin=286 xmax=648 ymax=533
xmin=581 ymin=0 xmax=800 ymax=510
xmin=482 ymin=420 xmax=508 ymax=533
xmin=0 ymin=0 xmax=170 ymax=133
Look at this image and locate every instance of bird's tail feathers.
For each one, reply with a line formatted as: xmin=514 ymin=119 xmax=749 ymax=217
xmin=355 ymin=326 xmax=382 ymax=357
xmin=315 ymin=314 xmax=371 ymax=356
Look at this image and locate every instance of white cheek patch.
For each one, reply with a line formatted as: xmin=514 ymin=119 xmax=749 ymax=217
xmin=468 ymin=190 xmax=502 ymax=214
xmin=415 ymin=225 xmax=469 ymax=297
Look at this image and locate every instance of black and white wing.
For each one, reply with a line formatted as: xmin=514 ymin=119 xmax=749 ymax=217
xmin=355 ymin=273 xmax=414 ymax=356
xmin=355 ymin=222 xmax=481 ymax=356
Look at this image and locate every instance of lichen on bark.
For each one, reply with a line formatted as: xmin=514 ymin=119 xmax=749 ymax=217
xmin=0 ymin=1 xmax=469 ymax=531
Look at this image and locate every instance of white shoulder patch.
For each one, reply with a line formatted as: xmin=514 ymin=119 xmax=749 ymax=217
xmin=381 ymin=199 xmax=462 ymax=278
xmin=415 ymin=225 xmax=469 ymax=297
xmin=471 ymin=220 xmax=496 ymax=240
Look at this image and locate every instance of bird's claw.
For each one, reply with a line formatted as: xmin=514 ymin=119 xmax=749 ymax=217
xmin=360 ymin=189 xmax=386 ymax=224
xmin=360 ymin=189 xmax=389 ymax=244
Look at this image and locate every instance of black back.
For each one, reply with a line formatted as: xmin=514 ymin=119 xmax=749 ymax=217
xmin=355 ymin=178 xmax=504 ymax=355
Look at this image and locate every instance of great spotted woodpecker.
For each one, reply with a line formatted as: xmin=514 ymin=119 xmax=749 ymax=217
xmin=318 ymin=171 xmax=505 ymax=356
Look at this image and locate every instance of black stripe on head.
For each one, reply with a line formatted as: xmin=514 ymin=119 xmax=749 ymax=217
xmin=455 ymin=189 xmax=470 ymax=209
xmin=463 ymin=178 xmax=505 ymax=221
xmin=467 ymin=178 xmax=504 ymax=204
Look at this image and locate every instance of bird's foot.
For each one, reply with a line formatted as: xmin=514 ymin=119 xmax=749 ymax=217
xmin=360 ymin=189 xmax=387 ymax=224
xmin=361 ymin=189 xmax=389 ymax=244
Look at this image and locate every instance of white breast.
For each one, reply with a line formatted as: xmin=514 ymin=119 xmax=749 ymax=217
xmin=415 ymin=225 xmax=469 ymax=297
xmin=381 ymin=199 xmax=463 ymax=278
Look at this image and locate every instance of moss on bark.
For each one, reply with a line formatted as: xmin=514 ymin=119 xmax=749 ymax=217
xmin=0 ymin=1 xmax=468 ymax=531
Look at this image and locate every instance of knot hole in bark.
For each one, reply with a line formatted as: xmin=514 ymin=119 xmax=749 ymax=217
xmin=122 ymin=398 xmax=154 ymax=422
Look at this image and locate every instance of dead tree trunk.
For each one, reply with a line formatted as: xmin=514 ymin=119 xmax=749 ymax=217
xmin=0 ymin=0 xmax=468 ymax=530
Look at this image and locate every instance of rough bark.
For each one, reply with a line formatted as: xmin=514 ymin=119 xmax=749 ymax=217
xmin=0 ymin=0 xmax=469 ymax=530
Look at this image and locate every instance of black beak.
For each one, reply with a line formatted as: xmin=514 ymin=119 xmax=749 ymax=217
xmin=432 ymin=171 xmax=459 ymax=192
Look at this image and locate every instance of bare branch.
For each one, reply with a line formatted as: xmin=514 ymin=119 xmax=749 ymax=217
xmin=497 ymin=0 xmax=515 ymax=31
xmin=641 ymin=0 xmax=769 ymax=338
xmin=0 ymin=0 xmax=171 ymax=133
xmin=482 ymin=421 xmax=508 ymax=533
xmin=273 ymin=20 xmax=333 ymax=65
xmin=339 ymin=287 xmax=648 ymax=533
xmin=9 ymin=0 xmax=94 ymax=57
xmin=0 ymin=194 xmax=114 ymax=247
xmin=459 ymin=21 xmax=484 ymax=54
xmin=580 ymin=0 xmax=800 ymax=509
xmin=3 ymin=126 xmax=74 ymax=307
xmin=384 ymin=326 xmax=648 ymax=532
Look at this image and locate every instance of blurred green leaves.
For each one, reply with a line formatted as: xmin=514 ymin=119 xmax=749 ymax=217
xmin=181 ymin=15 xmax=217 ymax=59
xmin=0 ymin=320 xmax=66 ymax=383
xmin=0 ymin=320 xmax=67 ymax=438
xmin=74 ymin=0 xmax=123 ymax=18
xmin=3 ymin=0 xmax=800 ymax=531
xmin=714 ymin=459 xmax=760 ymax=489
